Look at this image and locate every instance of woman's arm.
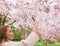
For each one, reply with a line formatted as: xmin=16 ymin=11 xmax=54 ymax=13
xmin=24 ymin=31 xmax=39 ymax=46
xmin=18 ymin=21 xmax=40 ymax=46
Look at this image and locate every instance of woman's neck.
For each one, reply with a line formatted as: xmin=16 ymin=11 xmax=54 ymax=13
xmin=1 ymin=39 xmax=11 ymax=44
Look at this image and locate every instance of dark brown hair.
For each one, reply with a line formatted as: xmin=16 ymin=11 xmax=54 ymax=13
xmin=0 ymin=25 xmax=9 ymax=43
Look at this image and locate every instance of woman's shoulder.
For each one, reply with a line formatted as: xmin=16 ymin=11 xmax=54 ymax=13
xmin=2 ymin=41 xmax=19 ymax=46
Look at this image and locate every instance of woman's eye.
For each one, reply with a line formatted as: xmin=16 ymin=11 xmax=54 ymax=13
xmin=10 ymin=30 xmax=12 ymax=32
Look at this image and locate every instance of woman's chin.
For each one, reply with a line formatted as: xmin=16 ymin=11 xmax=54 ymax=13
xmin=8 ymin=38 xmax=14 ymax=41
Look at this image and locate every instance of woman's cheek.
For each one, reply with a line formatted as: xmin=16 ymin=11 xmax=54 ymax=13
xmin=6 ymin=32 xmax=14 ymax=40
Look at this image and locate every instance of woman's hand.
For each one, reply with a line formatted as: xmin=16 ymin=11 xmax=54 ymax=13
xmin=33 ymin=21 xmax=39 ymax=32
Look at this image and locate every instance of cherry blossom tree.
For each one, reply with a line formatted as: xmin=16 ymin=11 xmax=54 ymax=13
xmin=0 ymin=0 xmax=60 ymax=46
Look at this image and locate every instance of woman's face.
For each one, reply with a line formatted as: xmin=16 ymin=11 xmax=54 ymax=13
xmin=6 ymin=27 xmax=14 ymax=40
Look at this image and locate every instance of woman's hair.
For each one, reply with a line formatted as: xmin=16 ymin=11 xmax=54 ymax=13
xmin=0 ymin=25 xmax=9 ymax=43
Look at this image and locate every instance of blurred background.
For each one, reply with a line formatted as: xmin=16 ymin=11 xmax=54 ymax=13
xmin=0 ymin=0 xmax=60 ymax=46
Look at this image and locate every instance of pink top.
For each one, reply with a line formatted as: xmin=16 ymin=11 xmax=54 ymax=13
xmin=2 ymin=32 xmax=39 ymax=46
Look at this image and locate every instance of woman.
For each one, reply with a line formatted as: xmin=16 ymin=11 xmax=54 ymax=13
xmin=0 ymin=21 xmax=40 ymax=46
